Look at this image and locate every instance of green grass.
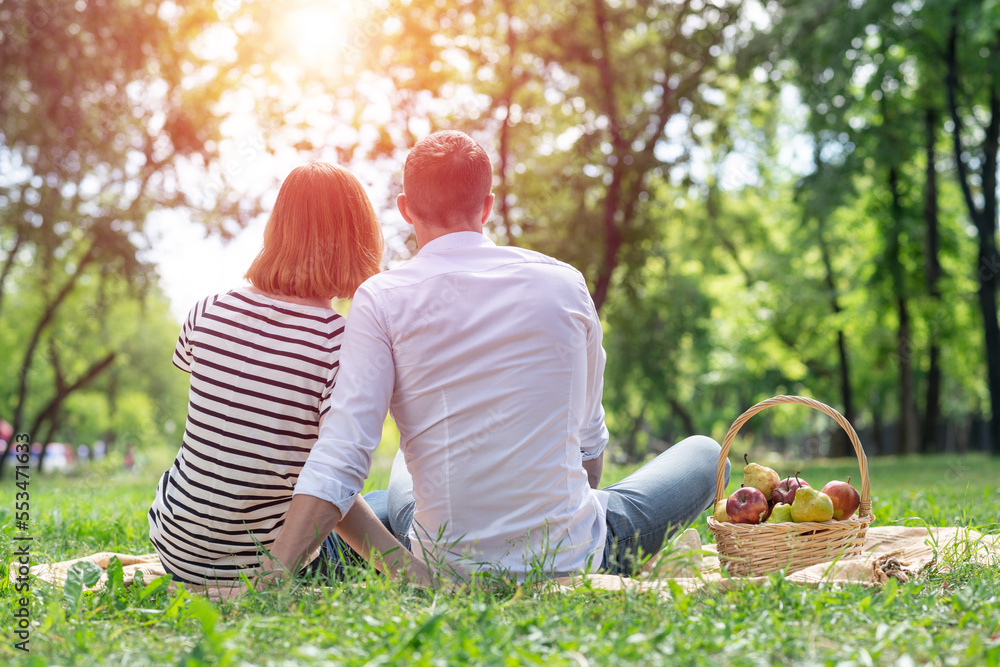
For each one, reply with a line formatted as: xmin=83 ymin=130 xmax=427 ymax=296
xmin=1 ymin=449 xmax=999 ymax=666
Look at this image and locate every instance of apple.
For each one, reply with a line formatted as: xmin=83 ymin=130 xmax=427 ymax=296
xmin=821 ymin=476 xmax=861 ymax=520
xmin=772 ymin=471 xmax=810 ymax=505
xmin=726 ymin=487 xmax=769 ymax=524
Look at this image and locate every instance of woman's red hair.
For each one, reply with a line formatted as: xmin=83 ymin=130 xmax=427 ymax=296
xmin=245 ymin=163 xmax=384 ymax=299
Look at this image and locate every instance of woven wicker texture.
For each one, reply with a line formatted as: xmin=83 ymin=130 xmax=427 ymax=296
xmin=707 ymin=395 xmax=874 ymax=576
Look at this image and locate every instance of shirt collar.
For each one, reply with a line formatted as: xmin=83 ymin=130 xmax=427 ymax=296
xmin=417 ymin=231 xmax=496 ymax=256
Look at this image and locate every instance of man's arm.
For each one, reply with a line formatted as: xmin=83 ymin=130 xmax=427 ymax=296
xmin=259 ymin=285 xmax=439 ymax=587
xmin=263 ymin=494 xmax=342 ymax=579
xmin=582 ymin=451 xmax=604 ymax=489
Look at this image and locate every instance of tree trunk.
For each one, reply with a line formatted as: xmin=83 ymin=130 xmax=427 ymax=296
xmin=870 ymin=399 xmax=884 ymax=456
xmin=896 ymin=295 xmax=921 ymax=455
xmin=817 ymin=222 xmax=854 ymax=457
xmin=0 ymin=351 xmax=115 ymax=478
xmin=589 ymin=0 xmax=626 ymax=314
xmin=668 ymin=397 xmax=697 ymax=436
xmin=496 ymin=0 xmax=518 ymax=246
xmin=888 ymin=165 xmax=920 ymax=455
xmin=922 ymin=106 xmax=943 ymax=453
xmin=10 ymin=244 xmax=97 ymax=436
xmin=946 ymin=14 xmax=1000 ymax=456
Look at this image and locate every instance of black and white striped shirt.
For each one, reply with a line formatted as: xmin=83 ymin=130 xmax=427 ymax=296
xmin=148 ymin=288 xmax=344 ymax=584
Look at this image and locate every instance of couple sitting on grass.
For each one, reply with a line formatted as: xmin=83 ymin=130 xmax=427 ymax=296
xmin=147 ymin=130 xmax=731 ymax=589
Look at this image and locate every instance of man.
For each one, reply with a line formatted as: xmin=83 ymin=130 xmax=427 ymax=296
xmin=265 ymin=131 xmax=728 ymax=583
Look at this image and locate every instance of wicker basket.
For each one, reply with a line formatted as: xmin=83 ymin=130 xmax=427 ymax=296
xmin=707 ymin=395 xmax=874 ymax=576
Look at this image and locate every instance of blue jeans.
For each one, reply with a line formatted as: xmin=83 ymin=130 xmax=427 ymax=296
xmin=387 ymin=436 xmax=730 ymax=576
xmin=312 ymin=490 xmax=392 ymax=579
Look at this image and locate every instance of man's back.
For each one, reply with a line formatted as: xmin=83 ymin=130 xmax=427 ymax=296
xmin=317 ymin=231 xmax=610 ymax=576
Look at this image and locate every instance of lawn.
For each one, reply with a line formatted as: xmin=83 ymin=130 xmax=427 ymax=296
xmin=1 ymin=444 xmax=999 ymax=666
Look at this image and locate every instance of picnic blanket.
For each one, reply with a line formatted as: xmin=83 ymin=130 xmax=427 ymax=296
xmin=11 ymin=526 xmax=1000 ymax=596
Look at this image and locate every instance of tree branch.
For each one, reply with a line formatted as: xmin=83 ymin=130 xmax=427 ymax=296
xmin=0 ymin=227 xmax=25 ymax=319
xmin=10 ymin=242 xmax=99 ymax=433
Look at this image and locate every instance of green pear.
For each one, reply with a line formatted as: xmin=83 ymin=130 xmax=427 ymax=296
xmin=765 ymin=502 xmax=793 ymax=523
xmin=712 ymin=499 xmax=730 ymax=523
xmin=742 ymin=453 xmax=780 ymax=499
xmin=790 ymin=475 xmax=835 ymax=522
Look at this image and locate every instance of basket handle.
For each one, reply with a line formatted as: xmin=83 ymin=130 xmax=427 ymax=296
xmin=713 ymin=395 xmax=871 ymax=519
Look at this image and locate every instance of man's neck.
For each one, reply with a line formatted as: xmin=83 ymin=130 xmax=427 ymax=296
xmin=414 ymin=222 xmax=483 ymax=248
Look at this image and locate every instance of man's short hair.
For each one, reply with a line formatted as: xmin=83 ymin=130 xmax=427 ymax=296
xmin=403 ymin=131 xmax=493 ymax=226
xmin=245 ymin=162 xmax=384 ymax=299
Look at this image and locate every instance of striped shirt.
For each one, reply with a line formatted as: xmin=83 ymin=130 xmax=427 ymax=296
xmin=148 ymin=288 xmax=344 ymax=584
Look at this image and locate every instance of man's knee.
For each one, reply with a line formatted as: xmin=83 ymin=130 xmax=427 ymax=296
xmin=678 ymin=435 xmax=729 ymax=487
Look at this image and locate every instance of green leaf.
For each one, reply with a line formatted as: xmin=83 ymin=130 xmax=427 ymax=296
xmin=106 ymin=556 xmax=124 ymax=593
xmin=63 ymin=561 xmax=103 ymax=615
xmin=138 ymin=574 xmax=173 ymax=603
xmin=880 ymin=577 xmax=899 ymax=607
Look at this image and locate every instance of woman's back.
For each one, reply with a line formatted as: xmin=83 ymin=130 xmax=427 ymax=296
xmin=148 ymin=288 xmax=344 ymax=584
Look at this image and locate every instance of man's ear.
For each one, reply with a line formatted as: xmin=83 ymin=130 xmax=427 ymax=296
xmin=397 ymin=193 xmax=414 ymax=226
xmin=479 ymin=192 xmax=495 ymax=226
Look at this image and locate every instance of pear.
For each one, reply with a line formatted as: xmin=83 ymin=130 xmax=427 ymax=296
xmin=789 ymin=473 xmax=835 ymax=522
xmin=712 ymin=499 xmax=730 ymax=523
xmin=742 ymin=453 xmax=781 ymax=499
xmin=765 ymin=502 xmax=793 ymax=523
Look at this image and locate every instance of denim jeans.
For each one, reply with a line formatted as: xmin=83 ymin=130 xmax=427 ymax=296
xmin=314 ymin=490 xmax=392 ymax=579
xmin=386 ymin=435 xmax=730 ymax=576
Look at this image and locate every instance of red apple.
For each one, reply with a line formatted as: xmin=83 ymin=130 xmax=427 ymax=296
xmin=727 ymin=487 xmax=769 ymax=524
xmin=772 ymin=471 xmax=810 ymax=505
xmin=821 ymin=476 xmax=861 ymax=520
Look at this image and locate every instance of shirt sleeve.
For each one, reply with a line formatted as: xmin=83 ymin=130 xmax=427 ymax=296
xmin=294 ymin=285 xmax=394 ymax=516
xmin=172 ymin=299 xmax=202 ymax=373
xmin=579 ymin=283 xmax=610 ymax=461
xmin=318 ymin=316 xmax=345 ymax=422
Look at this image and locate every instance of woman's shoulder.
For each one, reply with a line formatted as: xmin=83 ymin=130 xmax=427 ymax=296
xmin=194 ymin=287 xmax=344 ymax=335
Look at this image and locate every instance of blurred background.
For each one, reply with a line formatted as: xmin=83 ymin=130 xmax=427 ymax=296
xmin=1 ymin=0 xmax=997 ymax=478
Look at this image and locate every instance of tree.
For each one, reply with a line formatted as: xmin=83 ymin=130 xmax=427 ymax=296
xmin=937 ymin=3 xmax=1000 ymax=455
xmin=0 ymin=0 xmax=293 ymax=475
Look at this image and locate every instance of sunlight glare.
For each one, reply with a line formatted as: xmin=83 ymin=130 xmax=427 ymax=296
xmin=283 ymin=3 xmax=356 ymax=65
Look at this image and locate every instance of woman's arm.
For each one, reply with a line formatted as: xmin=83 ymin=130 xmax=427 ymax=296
xmin=261 ymin=494 xmax=433 ymax=587
xmin=332 ymin=496 xmax=434 ymax=584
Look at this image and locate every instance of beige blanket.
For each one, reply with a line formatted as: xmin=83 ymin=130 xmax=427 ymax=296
xmin=12 ymin=526 xmax=999 ymax=596
xmin=554 ymin=526 xmax=1000 ymax=594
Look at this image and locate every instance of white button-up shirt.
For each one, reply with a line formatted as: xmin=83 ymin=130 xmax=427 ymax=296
xmin=295 ymin=231 xmax=610 ymax=576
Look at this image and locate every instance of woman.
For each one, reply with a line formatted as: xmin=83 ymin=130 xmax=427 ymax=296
xmin=148 ymin=162 xmax=385 ymax=585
